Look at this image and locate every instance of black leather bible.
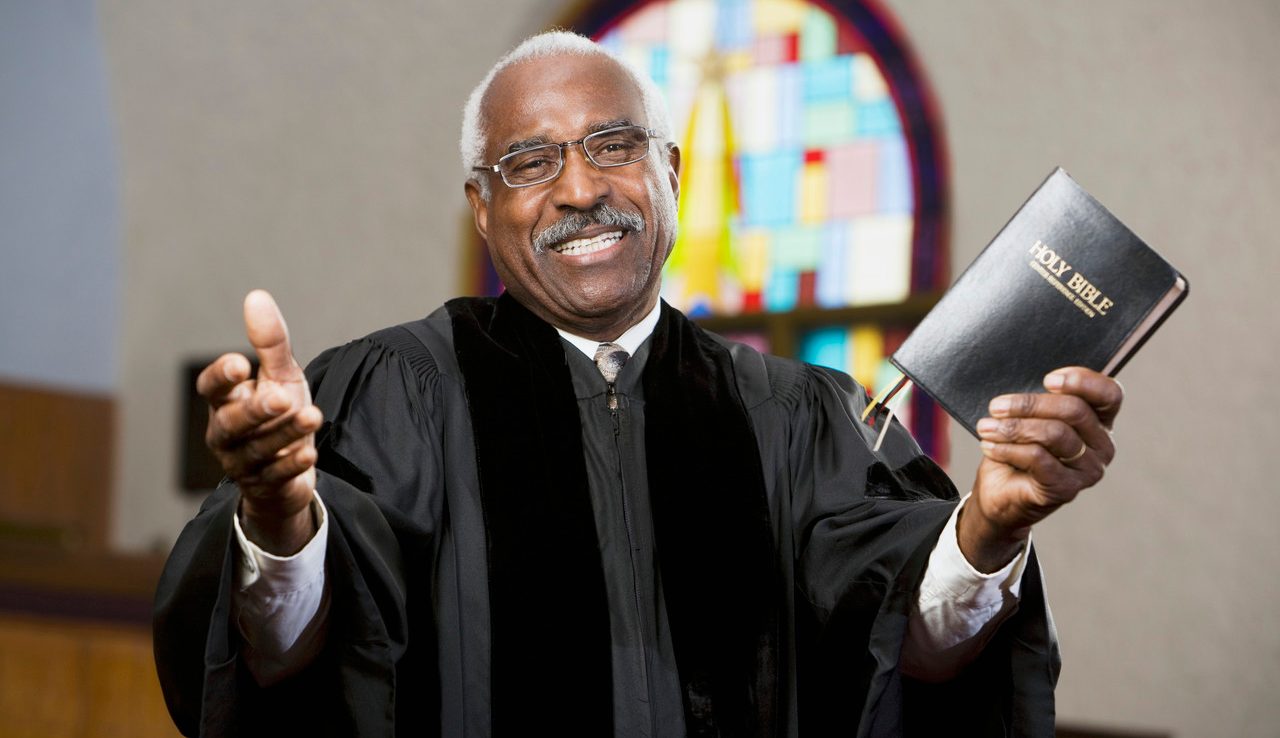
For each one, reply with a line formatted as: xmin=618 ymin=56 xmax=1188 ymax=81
xmin=891 ymin=168 xmax=1188 ymax=437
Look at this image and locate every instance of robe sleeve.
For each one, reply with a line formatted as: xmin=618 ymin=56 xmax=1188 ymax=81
xmin=154 ymin=332 xmax=446 ymax=738
xmin=777 ymin=362 xmax=1060 ymax=737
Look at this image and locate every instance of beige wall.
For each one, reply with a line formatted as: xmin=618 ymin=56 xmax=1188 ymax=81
xmin=889 ymin=2 xmax=1280 ymax=735
xmin=98 ymin=0 xmax=1279 ymax=734
xmin=99 ymin=0 xmax=564 ymax=551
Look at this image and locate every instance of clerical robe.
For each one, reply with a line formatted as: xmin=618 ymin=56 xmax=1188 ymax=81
xmin=153 ymin=295 xmax=1060 ymax=737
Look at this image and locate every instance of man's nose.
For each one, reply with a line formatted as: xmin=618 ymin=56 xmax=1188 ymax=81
xmin=550 ymin=143 xmax=610 ymax=209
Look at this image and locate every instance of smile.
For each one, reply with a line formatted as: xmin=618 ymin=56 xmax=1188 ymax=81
xmin=550 ymin=230 xmax=624 ymax=256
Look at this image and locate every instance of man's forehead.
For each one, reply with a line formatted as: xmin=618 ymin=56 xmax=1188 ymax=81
xmin=481 ymin=53 xmax=646 ymax=151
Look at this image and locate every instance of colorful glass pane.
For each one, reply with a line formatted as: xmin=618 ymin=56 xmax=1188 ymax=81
xmin=599 ymin=0 xmax=920 ymax=317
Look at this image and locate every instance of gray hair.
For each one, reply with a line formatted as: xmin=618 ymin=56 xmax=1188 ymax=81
xmin=460 ymin=30 xmax=674 ymax=201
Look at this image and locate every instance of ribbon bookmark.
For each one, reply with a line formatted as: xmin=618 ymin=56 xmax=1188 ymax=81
xmin=872 ymin=378 xmax=913 ymax=452
xmin=860 ymin=373 xmax=909 ymax=423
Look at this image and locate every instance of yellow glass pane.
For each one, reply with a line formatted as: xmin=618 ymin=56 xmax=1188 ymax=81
xmin=799 ymin=161 xmax=828 ymax=224
xmin=851 ymin=325 xmax=883 ymax=389
xmin=754 ymin=0 xmax=808 ymax=34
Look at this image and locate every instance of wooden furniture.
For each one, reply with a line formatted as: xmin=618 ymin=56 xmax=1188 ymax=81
xmin=0 ymin=382 xmax=175 ymax=737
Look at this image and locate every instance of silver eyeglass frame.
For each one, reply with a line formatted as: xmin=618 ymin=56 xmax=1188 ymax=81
xmin=471 ymin=125 xmax=662 ymax=189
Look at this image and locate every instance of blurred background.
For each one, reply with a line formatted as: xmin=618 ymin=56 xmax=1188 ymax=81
xmin=2 ymin=0 xmax=1276 ymax=735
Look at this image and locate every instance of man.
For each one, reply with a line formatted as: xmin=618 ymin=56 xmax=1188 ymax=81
xmin=154 ymin=32 xmax=1121 ymax=737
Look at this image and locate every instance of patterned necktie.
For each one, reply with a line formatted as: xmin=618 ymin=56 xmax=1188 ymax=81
xmin=593 ymin=342 xmax=630 ymax=410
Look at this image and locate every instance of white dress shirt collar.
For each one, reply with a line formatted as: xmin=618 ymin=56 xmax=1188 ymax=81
xmin=555 ymin=300 xmax=662 ymax=359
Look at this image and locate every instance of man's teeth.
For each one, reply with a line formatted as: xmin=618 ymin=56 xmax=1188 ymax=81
xmin=551 ymin=231 xmax=623 ymax=255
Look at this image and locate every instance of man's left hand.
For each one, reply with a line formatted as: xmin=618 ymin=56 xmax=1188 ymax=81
xmin=958 ymin=366 xmax=1123 ymax=572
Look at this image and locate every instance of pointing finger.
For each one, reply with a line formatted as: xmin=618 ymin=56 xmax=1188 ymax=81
xmin=244 ymin=289 xmax=302 ymax=382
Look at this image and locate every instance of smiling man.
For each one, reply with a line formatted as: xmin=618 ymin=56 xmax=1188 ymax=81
xmin=155 ymin=32 xmax=1122 ymax=737
xmin=464 ymin=49 xmax=679 ymax=341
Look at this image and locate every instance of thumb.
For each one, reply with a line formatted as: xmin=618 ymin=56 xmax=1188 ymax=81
xmin=243 ymin=289 xmax=300 ymax=380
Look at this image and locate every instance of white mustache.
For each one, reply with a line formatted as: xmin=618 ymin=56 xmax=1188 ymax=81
xmin=533 ymin=204 xmax=645 ymax=253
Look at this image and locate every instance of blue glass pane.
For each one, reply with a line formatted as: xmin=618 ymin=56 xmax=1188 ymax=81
xmin=877 ymin=138 xmax=913 ymax=213
xmin=799 ymin=326 xmax=848 ymax=372
xmin=716 ymin=0 xmax=752 ymax=50
xmin=764 ymin=267 xmax=799 ymax=311
xmin=777 ymin=64 xmax=804 ymax=149
xmin=855 ymin=98 xmax=901 ymax=137
xmin=816 ymin=223 xmax=848 ymax=307
xmin=740 ymin=151 xmax=800 ymax=227
xmin=650 ymin=47 xmax=670 ymax=86
xmin=803 ymin=57 xmax=852 ymax=101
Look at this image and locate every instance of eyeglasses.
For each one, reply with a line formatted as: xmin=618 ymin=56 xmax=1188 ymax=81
xmin=473 ymin=125 xmax=660 ymax=188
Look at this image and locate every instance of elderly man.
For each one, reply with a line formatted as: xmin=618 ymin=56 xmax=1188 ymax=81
xmin=155 ymin=31 xmax=1120 ymax=737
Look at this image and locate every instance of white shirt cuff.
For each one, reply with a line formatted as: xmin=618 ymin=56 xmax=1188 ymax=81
xmin=901 ymin=493 xmax=1029 ymax=680
xmin=917 ymin=493 xmax=1028 ymax=620
xmin=234 ymin=489 xmax=329 ymax=593
xmin=232 ymin=489 xmax=330 ymax=686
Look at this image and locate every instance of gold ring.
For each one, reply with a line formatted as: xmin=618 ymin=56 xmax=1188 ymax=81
xmin=1057 ymin=443 xmax=1088 ymax=463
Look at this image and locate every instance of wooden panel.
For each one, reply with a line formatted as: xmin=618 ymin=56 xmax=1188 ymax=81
xmin=0 ymin=383 xmax=176 ymax=735
xmin=84 ymin=627 xmax=177 ymax=737
xmin=0 ymin=617 xmax=83 ymax=737
xmin=0 ymin=614 xmax=178 ymax=738
xmin=0 ymin=550 xmax=163 ymax=604
xmin=0 ymin=382 xmax=114 ymax=552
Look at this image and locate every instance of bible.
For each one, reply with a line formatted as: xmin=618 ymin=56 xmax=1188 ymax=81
xmin=890 ymin=167 xmax=1188 ymax=437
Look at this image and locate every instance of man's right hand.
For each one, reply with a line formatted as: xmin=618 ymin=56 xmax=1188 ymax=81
xmin=197 ymin=290 xmax=323 ymax=555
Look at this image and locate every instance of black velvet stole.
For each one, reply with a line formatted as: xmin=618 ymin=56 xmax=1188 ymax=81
xmin=643 ymin=303 xmax=779 ymax=737
xmin=447 ymin=294 xmax=778 ymax=736
xmin=446 ymin=294 xmax=613 ymax=734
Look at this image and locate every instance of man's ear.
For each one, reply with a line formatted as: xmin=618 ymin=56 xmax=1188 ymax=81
xmin=464 ymin=180 xmax=490 ymax=241
xmin=665 ymin=142 xmax=681 ymax=204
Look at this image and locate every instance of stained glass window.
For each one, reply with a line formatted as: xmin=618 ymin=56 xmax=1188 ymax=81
xmin=595 ymin=0 xmax=941 ymax=318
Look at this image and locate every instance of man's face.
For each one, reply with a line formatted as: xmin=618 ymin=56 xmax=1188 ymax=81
xmin=465 ymin=54 xmax=681 ymax=340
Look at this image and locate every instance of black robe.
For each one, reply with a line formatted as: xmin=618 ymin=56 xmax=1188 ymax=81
xmin=153 ymin=297 xmax=1060 ymax=737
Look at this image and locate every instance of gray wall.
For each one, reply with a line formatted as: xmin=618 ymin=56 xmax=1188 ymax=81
xmin=92 ymin=0 xmax=1278 ymax=734
xmin=892 ymin=2 xmax=1280 ymax=734
xmin=98 ymin=0 xmax=565 ymax=550
xmin=1 ymin=0 xmax=119 ymax=393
